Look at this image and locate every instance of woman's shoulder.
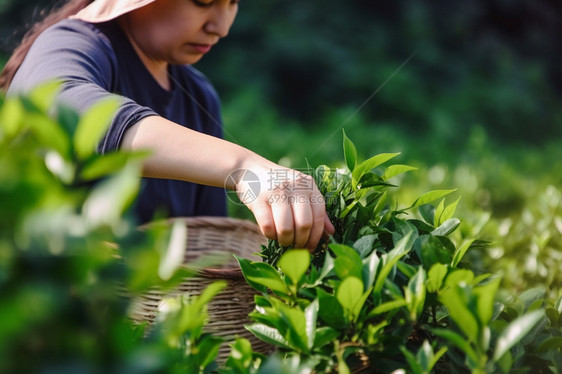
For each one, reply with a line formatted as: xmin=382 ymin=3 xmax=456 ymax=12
xmin=35 ymin=18 xmax=115 ymax=57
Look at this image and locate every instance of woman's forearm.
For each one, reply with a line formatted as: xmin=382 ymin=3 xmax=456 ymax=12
xmin=120 ymin=115 xmax=275 ymax=189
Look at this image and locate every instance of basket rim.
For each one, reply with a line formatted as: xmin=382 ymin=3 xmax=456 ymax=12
xmin=138 ymin=216 xmax=264 ymax=234
xmin=139 ymin=216 xmax=266 ymax=278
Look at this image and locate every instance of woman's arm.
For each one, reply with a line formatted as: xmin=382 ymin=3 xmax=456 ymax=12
xmin=121 ymin=115 xmax=335 ymax=250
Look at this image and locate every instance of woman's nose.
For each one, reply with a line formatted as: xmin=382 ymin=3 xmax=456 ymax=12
xmin=204 ymin=8 xmax=236 ymax=38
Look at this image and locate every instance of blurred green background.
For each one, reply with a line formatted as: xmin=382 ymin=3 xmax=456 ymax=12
xmin=1 ymin=0 xmax=561 ymax=295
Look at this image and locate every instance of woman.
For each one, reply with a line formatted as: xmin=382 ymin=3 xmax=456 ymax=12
xmin=1 ymin=0 xmax=334 ymax=249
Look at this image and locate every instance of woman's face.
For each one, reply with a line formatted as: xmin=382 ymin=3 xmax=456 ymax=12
xmin=120 ymin=0 xmax=239 ymax=66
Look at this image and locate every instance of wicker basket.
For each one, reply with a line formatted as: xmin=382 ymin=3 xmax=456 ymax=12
xmin=127 ymin=216 xmax=271 ymax=364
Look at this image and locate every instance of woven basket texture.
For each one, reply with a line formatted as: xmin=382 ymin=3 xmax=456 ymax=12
xmin=127 ymin=216 xmax=271 ymax=364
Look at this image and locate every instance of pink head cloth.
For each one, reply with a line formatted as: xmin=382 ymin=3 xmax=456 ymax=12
xmin=71 ymin=0 xmax=157 ymax=23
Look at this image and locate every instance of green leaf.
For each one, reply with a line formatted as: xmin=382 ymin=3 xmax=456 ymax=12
xmin=493 ymin=310 xmax=544 ymax=361
xmin=158 ymin=219 xmax=187 ymax=281
xmin=278 ymin=249 xmax=310 ymax=285
xmin=451 ymin=239 xmax=475 ymax=267
xmin=400 ymin=346 xmax=422 ymax=374
xmin=361 ymin=249 xmax=380 ymax=290
xmin=374 ymin=232 xmax=413 ymax=294
xmin=278 ymin=305 xmax=309 ymax=353
xmin=427 ymin=263 xmax=448 ymax=293
xmin=444 ymin=269 xmax=474 ymax=287
xmin=438 ymin=196 xmax=461 ymax=226
xmin=382 ymin=164 xmax=417 ymax=181
xmin=82 ymin=161 xmax=142 ymax=228
xmin=26 ymin=111 xmax=71 ymax=159
xmin=432 ymin=328 xmax=478 ymax=363
xmin=0 ymin=97 xmax=24 ymax=138
xmin=536 ymin=336 xmax=562 ymax=353
xmin=418 ymin=204 xmax=435 ymax=225
xmin=418 ymin=235 xmax=453 ymax=269
xmin=431 ymin=218 xmax=460 ymax=237
xmin=236 ymin=256 xmax=289 ymax=294
xmin=29 ymin=80 xmax=62 ymax=112
xmin=473 ymin=277 xmax=501 ymax=326
xmin=317 ymin=288 xmax=347 ymax=328
xmin=197 ymin=281 xmax=228 ymax=307
xmin=352 ymin=152 xmax=400 ymax=187
xmin=330 ymin=244 xmax=363 ymax=281
xmin=409 ymin=189 xmax=457 ymax=209
xmin=439 ymin=285 xmax=479 ymax=342
xmin=342 ymin=129 xmax=357 ymax=172
xmin=405 ymin=267 xmax=426 ymax=321
xmin=73 ymin=97 xmax=120 ymax=159
xmin=313 ymin=326 xmax=340 ymax=348
xmin=80 ymin=150 xmax=149 ymax=181
xmin=337 ymin=277 xmax=364 ymax=318
xmin=433 ymin=199 xmax=445 ymax=228
xmin=304 ymin=299 xmax=319 ymax=349
xmin=368 ymin=298 xmax=407 ymax=317
xmin=197 ymin=334 xmax=223 ymax=369
xmin=245 ymin=323 xmax=292 ymax=350
xmin=353 ymin=234 xmax=377 ymax=258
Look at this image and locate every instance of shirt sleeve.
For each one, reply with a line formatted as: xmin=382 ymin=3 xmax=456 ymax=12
xmin=7 ymin=20 xmax=157 ymax=154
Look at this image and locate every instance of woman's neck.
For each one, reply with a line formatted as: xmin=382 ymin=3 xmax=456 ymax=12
xmin=117 ymin=18 xmax=171 ymax=91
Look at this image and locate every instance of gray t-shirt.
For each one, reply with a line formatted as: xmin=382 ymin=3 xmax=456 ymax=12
xmin=9 ymin=18 xmax=227 ymax=223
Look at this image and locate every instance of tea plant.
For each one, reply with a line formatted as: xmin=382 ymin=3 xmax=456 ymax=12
xmin=0 ymin=83 xmax=249 ymax=373
xmin=238 ymin=131 xmax=562 ymax=373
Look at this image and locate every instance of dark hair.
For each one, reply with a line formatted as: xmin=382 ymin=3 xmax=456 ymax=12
xmin=0 ymin=0 xmax=94 ymax=92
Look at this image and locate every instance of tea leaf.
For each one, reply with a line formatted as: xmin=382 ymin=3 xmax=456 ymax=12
xmin=245 ymin=323 xmax=292 ymax=350
xmin=73 ymin=97 xmax=120 ymax=159
xmin=331 ymin=244 xmax=363 ymax=281
xmin=382 ymin=164 xmax=417 ymax=181
xmin=431 ymin=218 xmax=460 ymax=237
xmin=432 ymin=328 xmax=478 ymax=363
xmin=451 ymin=239 xmax=475 ymax=267
xmin=427 ymin=263 xmax=448 ymax=293
xmin=313 ymin=326 xmax=340 ymax=348
xmin=304 ymin=299 xmax=319 ymax=349
xmin=278 ymin=306 xmax=309 ymax=353
xmin=362 ymin=249 xmax=380 ymax=290
xmin=197 ymin=334 xmax=223 ymax=368
xmin=368 ymin=298 xmax=407 ymax=316
xmin=405 ymin=267 xmax=426 ymax=321
xmin=29 ymin=80 xmax=61 ymax=113
xmin=536 ymin=336 xmax=562 ymax=353
xmin=374 ymin=232 xmax=413 ymax=294
xmin=352 ymin=152 xmax=400 ymax=187
xmin=438 ymin=196 xmax=461 ymax=226
xmin=473 ymin=277 xmax=501 ymax=326
xmin=433 ymin=199 xmax=445 ymax=228
xmin=342 ymin=129 xmax=357 ymax=172
xmin=278 ymin=249 xmax=310 ymax=285
xmin=337 ymin=277 xmax=364 ymax=317
xmin=439 ymin=285 xmax=479 ymax=342
xmin=80 ymin=150 xmax=149 ymax=181
xmin=236 ymin=256 xmax=289 ymax=294
xmin=493 ymin=310 xmax=544 ymax=361
xmin=409 ymin=189 xmax=457 ymax=209
xmin=318 ymin=288 xmax=347 ymax=328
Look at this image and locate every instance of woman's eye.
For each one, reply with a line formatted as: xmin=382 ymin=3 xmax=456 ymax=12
xmin=193 ymin=0 xmax=214 ymax=7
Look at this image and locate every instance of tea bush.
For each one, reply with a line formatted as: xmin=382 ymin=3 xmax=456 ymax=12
xmin=2 ymin=85 xmax=561 ymax=373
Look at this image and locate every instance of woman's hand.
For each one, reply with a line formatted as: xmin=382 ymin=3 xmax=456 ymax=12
xmin=235 ymin=165 xmax=335 ymax=250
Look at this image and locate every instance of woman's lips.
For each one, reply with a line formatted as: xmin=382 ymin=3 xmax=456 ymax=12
xmin=190 ymin=43 xmax=212 ymax=54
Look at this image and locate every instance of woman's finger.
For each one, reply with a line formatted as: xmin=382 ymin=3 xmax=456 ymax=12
xmin=291 ymin=195 xmax=313 ymax=248
xmin=269 ymin=195 xmax=295 ymax=247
